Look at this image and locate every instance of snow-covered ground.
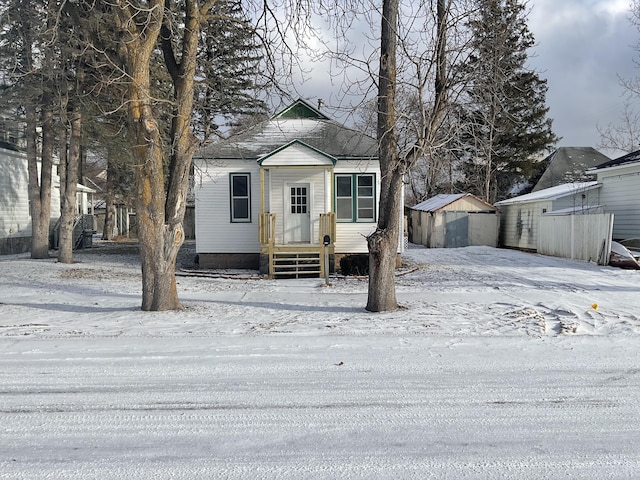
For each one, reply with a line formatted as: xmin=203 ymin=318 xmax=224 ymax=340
xmin=1 ymin=242 xmax=639 ymax=479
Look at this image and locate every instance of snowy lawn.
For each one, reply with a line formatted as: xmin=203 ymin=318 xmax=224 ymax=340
xmin=1 ymin=242 xmax=639 ymax=479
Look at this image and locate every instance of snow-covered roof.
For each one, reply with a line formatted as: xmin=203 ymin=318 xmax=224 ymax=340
xmin=196 ymin=99 xmax=378 ymax=161
xmin=411 ymin=193 xmax=496 ymax=212
xmin=495 ymin=181 xmax=600 ymax=206
xmin=411 ymin=194 xmax=466 ymax=212
xmin=532 ymin=147 xmax=609 ymax=192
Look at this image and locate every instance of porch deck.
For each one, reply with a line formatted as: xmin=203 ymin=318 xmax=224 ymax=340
xmin=259 ymin=212 xmax=336 ymax=278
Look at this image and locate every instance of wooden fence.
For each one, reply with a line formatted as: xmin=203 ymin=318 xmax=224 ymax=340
xmin=538 ymin=213 xmax=614 ymax=265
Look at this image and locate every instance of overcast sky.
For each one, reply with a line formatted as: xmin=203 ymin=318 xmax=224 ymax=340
xmin=290 ymin=0 xmax=638 ymax=160
xmin=527 ymin=0 xmax=636 ymax=157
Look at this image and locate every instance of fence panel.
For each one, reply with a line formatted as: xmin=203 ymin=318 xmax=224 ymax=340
xmin=538 ymin=213 xmax=614 ymax=264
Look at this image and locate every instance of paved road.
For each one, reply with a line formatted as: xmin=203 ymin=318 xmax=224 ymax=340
xmin=1 ymin=336 xmax=639 ymax=479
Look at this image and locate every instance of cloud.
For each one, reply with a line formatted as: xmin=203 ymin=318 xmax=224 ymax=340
xmin=527 ymin=0 xmax=637 ymax=154
xmin=288 ymin=0 xmax=637 ymax=157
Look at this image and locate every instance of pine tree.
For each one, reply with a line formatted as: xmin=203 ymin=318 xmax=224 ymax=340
xmin=459 ymin=0 xmax=558 ymax=202
xmin=192 ymin=0 xmax=267 ymax=139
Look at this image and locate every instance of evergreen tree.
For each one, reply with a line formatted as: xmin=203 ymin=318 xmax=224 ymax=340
xmin=191 ymin=0 xmax=268 ymax=139
xmin=458 ymin=0 xmax=558 ymax=202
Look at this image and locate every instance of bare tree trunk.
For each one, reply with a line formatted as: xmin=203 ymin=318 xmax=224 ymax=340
xmin=129 ymin=60 xmax=174 ymax=310
xmin=102 ymin=155 xmax=117 ymax=241
xmin=155 ymin=0 xmax=205 ymax=309
xmin=114 ymin=0 xmax=183 ymax=311
xmin=28 ymin=103 xmax=54 ymax=259
xmin=367 ymin=0 xmax=401 ymax=313
xmin=58 ymin=108 xmax=81 ymax=263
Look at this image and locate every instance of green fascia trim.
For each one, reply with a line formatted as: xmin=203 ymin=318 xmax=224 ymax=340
xmin=273 ymin=98 xmax=330 ymax=120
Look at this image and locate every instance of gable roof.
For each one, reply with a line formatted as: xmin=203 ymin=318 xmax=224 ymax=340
xmin=273 ymin=98 xmax=329 ymax=120
xmin=532 ymin=147 xmax=610 ymax=192
xmin=195 ymin=98 xmax=378 ymax=161
xmin=411 ymin=193 xmax=496 ymax=212
xmin=496 ymin=181 xmax=600 ymax=205
xmin=257 ymin=140 xmax=337 ymax=166
xmin=590 ymin=149 xmax=640 ymax=172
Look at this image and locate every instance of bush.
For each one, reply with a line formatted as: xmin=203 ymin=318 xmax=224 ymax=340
xmin=339 ymin=254 xmax=369 ymax=276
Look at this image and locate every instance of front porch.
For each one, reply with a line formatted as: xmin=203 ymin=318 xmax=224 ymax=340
xmin=259 ymin=212 xmax=336 ymax=278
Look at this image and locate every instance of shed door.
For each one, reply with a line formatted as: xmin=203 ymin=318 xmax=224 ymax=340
xmin=285 ymin=183 xmax=311 ymax=243
xmin=445 ymin=211 xmax=468 ymax=248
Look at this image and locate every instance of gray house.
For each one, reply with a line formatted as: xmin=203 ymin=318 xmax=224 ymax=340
xmin=495 ymin=182 xmax=602 ymax=251
xmin=409 ymin=193 xmax=499 ymax=248
xmin=532 ymin=147 xmax=611 ymax=192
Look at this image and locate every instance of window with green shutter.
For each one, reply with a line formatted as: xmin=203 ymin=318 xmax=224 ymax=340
xmin=335 ymin=173 xmax=376 ymax=222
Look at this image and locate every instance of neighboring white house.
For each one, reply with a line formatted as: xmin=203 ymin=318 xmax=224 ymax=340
xmin=0 ymin=146 xmax=61 ymax=255
xmin=409 ymin=193 xmax=499 ymax=248
xmin=590 ymin=150 xmax=640 ymax=241
xmin=495 ymin=182 xmax=602 ymax=251
xmin=193 ymin=98 xmax=403 ymax=277
xmin=1 ymin=144 xmax=97 ymax=255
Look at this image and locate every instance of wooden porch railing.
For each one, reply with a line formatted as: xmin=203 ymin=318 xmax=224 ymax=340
xmin=259 ymin=212 xmax=335 ymax=278
xmin=259 ymin=212 xmax=276 ymax=246
xmin=319 ymin=212 xmax=336 ymax=245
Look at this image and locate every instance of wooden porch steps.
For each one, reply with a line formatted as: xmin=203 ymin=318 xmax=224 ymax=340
xmin=271 ymin=251 xmax=322 ymax=278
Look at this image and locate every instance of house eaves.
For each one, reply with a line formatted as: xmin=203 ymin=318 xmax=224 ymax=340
xmin=411 ymin=194 xmax=466 ymax=212
xmin=495 ymin=181 xmax=600 ymax=206
xmin=257 ymin=139 xmax=337 ymax=166
xmin=590 ymin=149 xmax=640 ymax=173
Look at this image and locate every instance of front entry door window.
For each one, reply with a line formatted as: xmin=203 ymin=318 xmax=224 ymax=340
xmin=285 ymin=184 xmax=311 ymax=243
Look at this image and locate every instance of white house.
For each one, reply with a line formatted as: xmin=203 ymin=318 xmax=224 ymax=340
xmin=590 ymin=150 xmax=640 ymax=241
xmin=0 ymin=145 xmax=61 ymax=255
xmin=193 ymin=98 xmax=403 ymax=277
xmin=1 ymin=143 xmax=98 ymax=255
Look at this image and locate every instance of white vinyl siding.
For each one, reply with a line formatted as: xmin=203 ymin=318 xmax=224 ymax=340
xmin=194 ymin=159 xmax=260 ymax=254
xmin=259 ymin=142 xmax=335 ymax=167
xmin=1 ymin=150 xmax=61 ymax=240
xmin=597 ymin=166 xmax=640 ymax=239
xmin=194 ymin=153 xmax=398 ymax=256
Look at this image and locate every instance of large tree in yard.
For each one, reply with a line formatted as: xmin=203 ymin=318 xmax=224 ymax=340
xmin=112 ymin=0 xmax=200 ymax=311
xmin=366 ymin=0 xmax=403 ymax=312
xmin=111 ymin=0 xmax=272 ymax=311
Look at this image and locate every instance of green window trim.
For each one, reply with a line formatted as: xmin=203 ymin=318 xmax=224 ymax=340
xmin=229 ymin=172 xmax=251 ymax=223
xmin=335 ymin=173 xmax=376 ymax=223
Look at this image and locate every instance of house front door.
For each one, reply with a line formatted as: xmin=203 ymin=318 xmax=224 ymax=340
xmin=285 ymin=183 xmax=311 ymax=243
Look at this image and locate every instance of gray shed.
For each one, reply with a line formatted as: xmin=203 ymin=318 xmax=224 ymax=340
xmin=409 ymin=193 xmax=499 ymax=248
